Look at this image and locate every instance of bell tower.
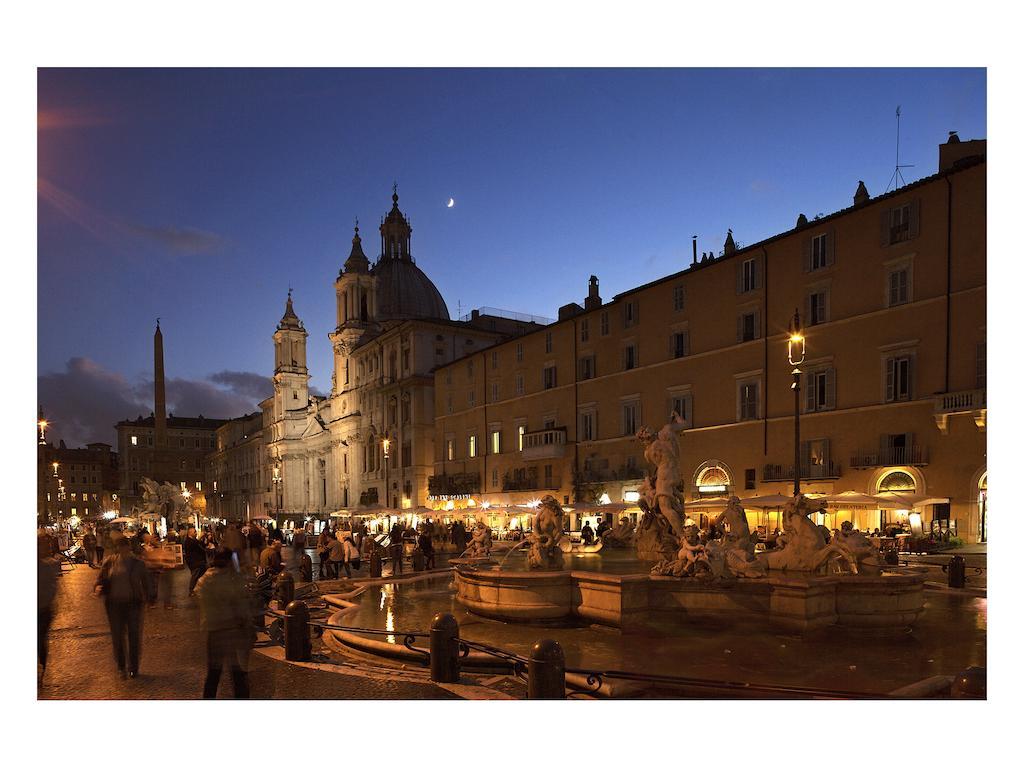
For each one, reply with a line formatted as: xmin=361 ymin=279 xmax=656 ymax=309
xmin=330 ymin=221 xmax=377 ymax=395
xmin=273 ymin=290 xmax=309 ymax=419
xmin=380 ymin=184 xmax=412 ymax=261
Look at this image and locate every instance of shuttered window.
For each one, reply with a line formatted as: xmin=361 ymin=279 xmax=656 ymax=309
xmin=885 ymin=355 xmax=913 ymax=402
xmin=805 ymin=368 xmax=836 ymax=412
xmin=888 ymin=268 xmax=909 ymax=306
xmin=739 ymin=382 xmax=760 ymax=421
xmin=737 ymin=309 xmax=761 ymax=343
xmin=671 ymin=330 xmax=690 ymax=359
xmin=880 ymin=200 xmax=920 ymax=246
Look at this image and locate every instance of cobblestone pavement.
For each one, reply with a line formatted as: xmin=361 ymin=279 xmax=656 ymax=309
xmin=38 ymin=558 xmax=458 ymax=700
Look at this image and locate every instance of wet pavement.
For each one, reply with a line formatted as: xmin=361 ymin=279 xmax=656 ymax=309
xmin=38 ymin=553 xmax=457 ymax=700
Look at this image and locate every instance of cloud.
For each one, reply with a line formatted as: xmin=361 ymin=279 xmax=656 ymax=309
xmin=38 ymin=107 xmax=114 ymax=131
xmin=123 ymin=224 xmax=227 ymax=255
xmin=38 ymin=358 xmax=270 ymax=448
xmin=39 ymin=177 xmax=227 ymax=257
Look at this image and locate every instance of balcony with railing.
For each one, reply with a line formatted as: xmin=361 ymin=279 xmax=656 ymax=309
xmin=428 ymin=472 xmax=481 ymax=496
xmin=521 ymin=427 xmax=567 ymax=460
xmin=934 ymin=388 xmax=986 ymax=433
xmin=762 ymin=460 xmax=842 ymax=482
xmin=850 ymin=445 xmax=929 ymax=469
xmin=502 ymin=468 xmax=559 ymax=492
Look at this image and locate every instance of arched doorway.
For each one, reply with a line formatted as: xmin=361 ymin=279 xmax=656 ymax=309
xmin=876 ymin=469 xmax=917 ymax=533
xmin=978 ymin=471 xmax=987 ymax=543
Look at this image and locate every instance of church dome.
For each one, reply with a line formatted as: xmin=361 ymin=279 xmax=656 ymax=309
xmin=372 ymin=257 xmax=450 ymax=321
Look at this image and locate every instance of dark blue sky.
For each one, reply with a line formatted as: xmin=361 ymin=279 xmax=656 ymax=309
xmin=37 ymin=68 xmax=986 ymax=446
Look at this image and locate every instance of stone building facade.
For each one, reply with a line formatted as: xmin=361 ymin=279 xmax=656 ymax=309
xmin=433 ymin=136 xmax=988 ymax=542
xmin=263 ymin=191 xmax=541 ymax=522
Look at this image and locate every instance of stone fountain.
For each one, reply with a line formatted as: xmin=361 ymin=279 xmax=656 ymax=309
xmin=454 ymin=414 xmax=926 ymax=634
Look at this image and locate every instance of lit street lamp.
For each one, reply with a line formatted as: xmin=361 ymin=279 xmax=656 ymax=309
xmin=382 ymin=435 xmax=391 ymax=508
xmin=788 ymin=309 xmax=806 ymax=496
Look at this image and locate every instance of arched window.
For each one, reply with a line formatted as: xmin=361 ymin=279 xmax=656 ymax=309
xmin=879 ymin=470 xmax=916 ymax=492
xmin=693 ymin=461 xmax=732 ymax=495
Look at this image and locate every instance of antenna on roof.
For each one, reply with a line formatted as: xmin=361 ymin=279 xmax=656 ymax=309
xmin=885 ymin=105 xmax=915 ymax=192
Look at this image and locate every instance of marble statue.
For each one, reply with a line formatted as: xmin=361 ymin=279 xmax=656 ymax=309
xmin=462 ymin=521 xmax=493 ymax=558
xmin=601 ymin=516 xmax=636 ymax=547
xmin=832 ymin=521 xmax=882 ymax=575
xmin=139 ymin=477 xmax=190 ymax=527
xmin=758 ymin=494 xmax=856 ymax=574
xmin=526 ymin=495 xmax=566 ymax=570
xmin=635 ymin=410 xmax=687 ymax=538
xmin=633 ymin=477 xmax=680 ymax=561
xmin=651 ymin=497 xmax=767 ymax=580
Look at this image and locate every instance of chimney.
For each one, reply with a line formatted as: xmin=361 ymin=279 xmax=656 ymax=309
xmin=723 ymin=229 xmax=736 ymax=256
xmin=692 ymin=236 xmax=697 ymax=266
xmin=154 ymin=321 xmax=167 ymax=448
xmin=854 ymin=181 xmax=870 ymax=207
xmin=585 ymin=275 xmax=602 ymax=310
xmin=939 ymin=133 xmax=986 ymax=172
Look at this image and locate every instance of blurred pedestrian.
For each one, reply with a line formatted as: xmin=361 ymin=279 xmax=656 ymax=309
xmin=340 ymin=532 xmax=360 ymax=578
xmin=326 ymin=531 xmax=345 ymax=579
xmin=38 ymin=534 xmax=60 ymax=681
xmin=94 ymin=537 xmax=148 ymax=679
xmin=82 ymin=525 xmax=98 ymax=568
xmin=292 ymin=526 xmax=306 ymax=554
xmin=195 ymin=547 xmax=255 ymax=699
xmin=96 ymin=525 xmax=108 ymax=564
xmin=184 ymin=527 xmax=208 ymax=596
xmin=259 ymin=539 xmax=284 ymax=576
xmin=316 ymin=527 xmax=332 ymax=579
xmin=418 ymin=530 xmax=435 ymax=570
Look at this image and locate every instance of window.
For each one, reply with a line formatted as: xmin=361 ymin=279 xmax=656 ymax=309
xmin=805 ymin=368 xmax=835 ymax=412
xmin=623 ymin=343 xmax=639 ymax=370
xmin=600 ymin=311 xmax=609 ymax=336
xmin=669 ymin=393 xmax=692 ymax=426
xmin=130 ymin=435 xmax=138 ymax=446
xmin=738 ymin=381 xmax=760 ymax=421
xmin=196 ymin=481 xmax=202 ymax=491
xmin=491 ymin=351 xmax=499 ymax=370
xmin=808 ymin=289 xmax=828 ymax=325
xmin=490 ymin=429 xmax=501 ymax=455
xmin=739 ymin=257 xmax=759 ymax=293
xmin=517 ymin=424 xmax=526 ymax=451
xmin=744 ymin=468 xmax=756 ymax=491
xmin=180 ymin=481 xmax=187 ymax=491
xmin=468 ymin=435 xmax=478 ymax=458
xmin=515 ymin=343 xmax=523 ymax=363
xmin=513 ymin=372 xmax=524 ymax=395
xmin=446 ymin=439 xmax=455 ymax=461
xmin=810 ymin=233 xmax=830 ymax=271
xmin=70 ymin=492 xmax=77 ymax=501
xmin=738 ymin=309 xmax=760 ymax=342
xmin=673 ymin=284 xmax=685 ymax=311
xmin=491 ymin=382 xmax=499 ymax=402
xmin=887 ymin=267 xmax=910 ymax=307
xmin=671 ymin=330 xmax=689 ymax=359
xmin=467 ymin=391 xmax=475 ymax=407
xmin=579 ymin=410 xmax=596 ymax=442
xmin=889 ymin=204 xmax=911 ymax=243
xmin=545 ymin=332 xmax=553 ymax=354
xmin=179 ymin=438 xmax=185 ymax=448
xmin=147 ymin=436 xmax=153 ymax=446
xmin=543 ymin=365 xmax=557 ymax=389
xmin=578 ymin=355 xmax=596 ymax=380
xmin=622 ymin=400 xmax=640 ymax=436
xmin=623 ymin=300 xmax=639 ymax=328
xmin=435 ymin=346 xmax=445 ymax=357
xmin=446 ymin=394 xmax=453 ymax=414
xmin=580 ymin=318 xmax=589 ymax=342
xmin=977 ymin=342 xmax=986 ymax=388
xmin=492 ymin=468 xmax=499 ymax=487
xmin=885 ymin=355 xmax=913 ymax=402
xmin=403 ymin=348 xmax=410 ymax=371
xmin=544 ymin=464 xmax=553 ymax=487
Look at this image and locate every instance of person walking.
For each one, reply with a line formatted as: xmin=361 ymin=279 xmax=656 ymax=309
xmin=581 ymin=521 xmax=595 ymax=545
xmin=183 ymin=527 xmax=209 ymax=597
xmin=259 ymin=539 xmax=284 ymax=576
xmin=340 ymin=532 xmax=361 ymax=578
xmin=389 ymin=522 xmax=404 ymax=575
xmin=95 ymin=525 xmax=108 ymax=564
xmin=316 ymin=527 xmax=332 ymax=579
xmin=292 ymin=526 xmax=306 ymax=555
xmin=94 ymin=537 xmax=148 ymax=679
xmin=82 ymin=525 xmax=98 ymax=568
xmin=326 ymin=532 xmax=345 ymax=579
xmin=418 ymin=529 xmax=435 ymax=570
xmin=38 ymin=533 xmax=60 ymax=681
xmin=141 ymin=533 xmax=173 ymax=609
xmin=195 ymin=547 xmax=256 ymax=699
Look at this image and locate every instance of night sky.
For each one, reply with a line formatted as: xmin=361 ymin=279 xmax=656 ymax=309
xmin=37 ymin=68 xmax=986 ymax=447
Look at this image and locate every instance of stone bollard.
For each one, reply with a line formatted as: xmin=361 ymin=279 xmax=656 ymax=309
xmin=412 ymin=547 xmax=425 ymax=572
xmin=369 ymin=546 xmax=382 ymax=578
xmin=298 ymin=553 xmax=313 ymax=582
xmin=950 ymin=666 xmax=986 ymax=699
xmin=430 ymin=612 xmax=460 ymax=683
xmin=284 ymin=600 xmax=312 ymax=662
xmin=276 ymin=570 xmax=295 ymax=608
xmin=528 ymin=639 xmax=565 ymax=699
xmin=943 ymin=555 xmax=967 ymax=588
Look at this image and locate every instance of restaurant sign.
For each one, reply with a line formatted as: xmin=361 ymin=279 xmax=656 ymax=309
xmin=427 ymin=494 xmax=474 ymax=502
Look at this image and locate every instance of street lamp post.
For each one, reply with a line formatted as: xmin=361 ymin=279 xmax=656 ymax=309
xmin=382 ymin=435 xmax=391 ymax=508
xmin=788 ymin=309 xmax=806 ymax=497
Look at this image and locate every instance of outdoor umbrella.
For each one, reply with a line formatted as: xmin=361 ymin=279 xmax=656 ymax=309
xmin=685 ymin=496 xmax=730 ymax=509
xmin=737 ymin=493 xmax=795 ymax=531
xmin=249 ymin=513 xmax=273 ymax=521
xmin=109 ymin=517 xmax=133 ymax=524
xmin=875 ymin=492 xmax=950 ymax=509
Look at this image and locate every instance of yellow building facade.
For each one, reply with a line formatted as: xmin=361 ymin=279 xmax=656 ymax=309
xmin=433 ymin=137 xmax=987 ymax=542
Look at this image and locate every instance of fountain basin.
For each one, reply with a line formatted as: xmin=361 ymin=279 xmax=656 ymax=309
xmin=455 ymin=566 xmax=927 ymax=634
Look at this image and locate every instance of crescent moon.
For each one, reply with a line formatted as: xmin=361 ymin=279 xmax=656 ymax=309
xmin=447 ymin=198 xmax=455 ymax=208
